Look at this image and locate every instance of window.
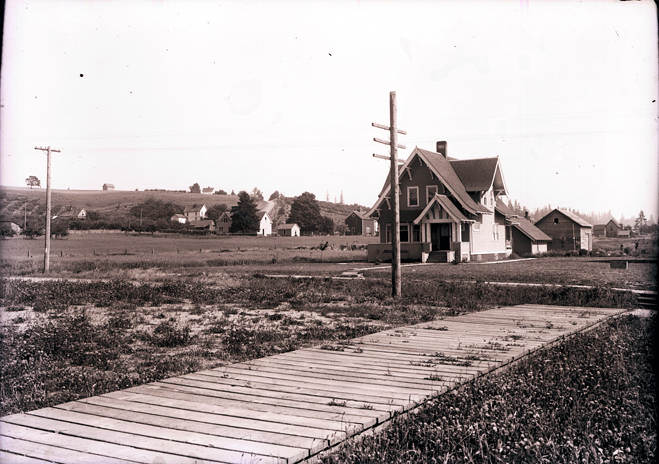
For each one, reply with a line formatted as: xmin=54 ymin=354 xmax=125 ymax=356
xmin=407 ymin=187 xmax=419 ymax=207
xmin=461 ymin=223 xmax=470 ymax=242
xmin=412 ymin=224 xmax=421 ymax=242
xmin=426 ymin=185 xmax=438 ymax=204
xmin=553 ymin=218 xmax=559 ymax=224
xmin=400 ymin=224 xmax=409 ymax=242
xmin=385 ymin=224 xmax=392 ymax=243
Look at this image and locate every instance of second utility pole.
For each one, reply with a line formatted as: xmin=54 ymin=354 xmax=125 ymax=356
xmin=372 ymin=91 xmax=406 ymax=297
xmin=34 ymin=145 xmax=61 ymax=273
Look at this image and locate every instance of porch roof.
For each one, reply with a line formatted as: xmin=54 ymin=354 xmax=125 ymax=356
xmin=412 ymin=194 xmax=470 ymax=225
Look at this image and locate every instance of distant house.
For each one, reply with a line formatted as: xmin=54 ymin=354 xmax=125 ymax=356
xmin=216 ymin=211 xmax=232 ymax=234
xmin=617 ymin=228 xmax=631 ymax=238
xmin=593 ymin=224 xmax=606 ymax=237
xmin=102 ymin=183 xmax=115 ymax=191
xmin=77 ymin=209 xmax=87 ymax=220
xmin=170 ymin=214 xmax=187 ymax=224
xmin=258 ymin=212 xmax=272 ymax=236
xmin=277 ymin=223 xmax=301 ymax=237
xmin=345 ymin=211 xmax=378 ymax=236
xmin=201 ymin=187 xmax=215 ymax=195
xmin=534 ymin=208 xmax=593 ymax=251
xmin=184 ymin=204 xmax=207 ymax=222
xmin=605 ymin=219 xmax=626 ymax=238
xmin=189 ymin=219 xmax=215 ymax=231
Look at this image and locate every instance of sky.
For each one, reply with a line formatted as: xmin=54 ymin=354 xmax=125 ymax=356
xmin=1 ymin=0 xmax=657 ymax=219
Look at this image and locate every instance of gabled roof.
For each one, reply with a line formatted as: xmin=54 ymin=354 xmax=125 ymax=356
xmin=413 ymin=194 xmax=470 ymax=224
xmin=368 ymin=147 xmax=490 ymax=217
xmin=259 ymin=211 xmax=271 ymax=221
xmin=171 ymin=214 xmax=186 ymax=219
xmin=348 ymin=210 xmax=371 ymax=220
xmin=535 ymin=208 xmax=592 ymax=228
xmin=190 ymin=219 xmax=214 ymax=228
xmin=184 ymin=204 xmax=206 ymax=213
xmin=512 ymin=217 xmax=552 ymax=242
xmin=494 ymin=198 xmax=518 ymax=218
xmin=278 ymin=223 xmax=299 ymax=230
xmin=606 ymin=218 xmax=622 ymax=229
xmin=450 ymin=157 xmax=502 ymax=192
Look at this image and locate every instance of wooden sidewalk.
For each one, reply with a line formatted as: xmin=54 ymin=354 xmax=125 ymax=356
xmin=0 ymin=304 xmax=627 ymax=464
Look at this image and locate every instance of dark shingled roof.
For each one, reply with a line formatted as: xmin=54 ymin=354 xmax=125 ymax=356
xmin=536 ymin=209 xmax=593 ymax=228
xmin=413 ymin=194 xmax=470 ymax=224
xmin=278 ymin=223 xmax=299 ymax=230
xmin=513 ymin=217 xmax=552 ymax=242
xmin=416 ymin=148 xmax=489 ymax=214
xmin=450 ymin=157 xmax=499 ymax=192
xmin=494 ymin=198 xmax=517 ymax=218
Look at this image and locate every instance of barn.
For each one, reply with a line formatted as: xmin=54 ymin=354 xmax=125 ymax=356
xmin=534 ymin=209 xmax=593 ymax=252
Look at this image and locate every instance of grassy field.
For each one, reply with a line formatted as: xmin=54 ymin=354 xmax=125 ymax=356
xmin=0 ymin=275 xmax=639 ymax=416
xmin=0 ymin=233 xmax=379 ymax=276
xmin=367 ymin=257 xmax=657 ymax=291
xmin=322 ymin=314 xmax=656 ymax=464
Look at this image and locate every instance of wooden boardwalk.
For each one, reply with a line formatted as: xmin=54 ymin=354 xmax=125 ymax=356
xmin=0 ymin=304 xmax=627 ymax=464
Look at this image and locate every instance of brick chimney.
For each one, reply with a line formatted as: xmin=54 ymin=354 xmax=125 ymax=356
xmin=524 ymin=210 xmax=529 ymax=219
xmin=436 ymin=141 xmax=447 ymax=157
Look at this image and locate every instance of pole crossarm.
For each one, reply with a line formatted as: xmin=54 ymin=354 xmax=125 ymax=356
xmin=372 ymin=122 xmax=407 ymax=135
xmin=373 ymin=137 xmax=406 ymax=149
xmin=373 ymin=153 xmax=404 ymax=163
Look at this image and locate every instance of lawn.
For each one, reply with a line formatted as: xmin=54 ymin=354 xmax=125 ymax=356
xmin=322 ymin=313 xmax=656 ymax=464
xmin=365 ymin=257 xmax=656 ymax=291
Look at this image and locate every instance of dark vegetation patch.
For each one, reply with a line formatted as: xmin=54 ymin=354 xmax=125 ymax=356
xmin=322 ymin=315 xmax=656 ymax=464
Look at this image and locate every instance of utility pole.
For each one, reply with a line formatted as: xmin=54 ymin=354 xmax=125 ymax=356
xmin=34 ymin=146 xmax=61 ymax=273
xmin=372 ymin=91 xmax=406 ymax=297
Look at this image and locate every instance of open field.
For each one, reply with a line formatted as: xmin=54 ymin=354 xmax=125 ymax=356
xmin=322 ymin=314 xmax=656 ymax=464
xmin=593 ymin=234 xmax=658 ymax=257
xmin=0 ymin=233 xmax=379 ymax=276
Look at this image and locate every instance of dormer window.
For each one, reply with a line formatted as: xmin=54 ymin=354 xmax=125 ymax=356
xmin=407 ymin=187 xmax=419 ymax=207
xmin=553 ymin=218 xmax=559 ymax=224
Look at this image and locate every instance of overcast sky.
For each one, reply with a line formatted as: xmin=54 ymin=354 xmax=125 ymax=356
xmin=1 ymin=0 xmax=657 ymax=218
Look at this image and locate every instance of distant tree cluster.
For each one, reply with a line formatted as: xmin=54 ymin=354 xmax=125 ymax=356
xmin=288 ymin=192 xmax=334 ymax=234
xmin=230 ymin=191 xmax=260 ymax=233
xmin=25 ymin=176 xmax=41 ymax=189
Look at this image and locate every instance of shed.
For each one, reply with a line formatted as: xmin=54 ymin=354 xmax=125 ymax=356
xmin=534 ymin=208 xmax=593 ymax=251
xmin=277 ymin=223 xmax=301 ymax=237
xmin=170 ymin=214 xmax=187 ymax=224
xmin=510 ymin=217 xmax=552 ymax=256
xmin=345 ymin=211 xmax=378 ymax=236
xmin=102 ymin=183 xmax=115 ymax=191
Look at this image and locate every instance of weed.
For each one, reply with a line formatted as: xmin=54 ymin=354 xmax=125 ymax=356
xmin=328 ymin=399 xmax=347 ymax=407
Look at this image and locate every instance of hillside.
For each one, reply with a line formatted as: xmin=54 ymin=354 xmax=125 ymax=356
xmin=0 ymin=186 xmax=369 ymax=228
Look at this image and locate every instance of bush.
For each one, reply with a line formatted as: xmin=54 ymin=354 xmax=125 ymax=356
xmin=149 ymin=320 xmax=191 ymax=347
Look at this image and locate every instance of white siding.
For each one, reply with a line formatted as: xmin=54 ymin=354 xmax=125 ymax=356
xmin=470 ymin=212 xmax=508 ymax=255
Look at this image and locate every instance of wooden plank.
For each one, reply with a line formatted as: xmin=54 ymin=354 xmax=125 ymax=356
xmin=76 ymin=396 xmax=339 ymax=443
xmin=2 ymin=415 xmax=274 ymax=464
xmin=0 ymin=435 xmax=133 ymax=464
xmin=0 ymin=449 xmax=54 ymax=464
xmin=1 ymin=422 xmax=190 ymax=464
xmin=28 ymin=407 xmax=308 ymax=463
xmin=53 ymin=400 xmax=322 ymax=453
xmin=125 ymin=384 xmax=379 ymax=428
xmin=102 ymin=391 xmax=361 ymax=433
xmin=140 ymin=383 xmax=384 ymax=419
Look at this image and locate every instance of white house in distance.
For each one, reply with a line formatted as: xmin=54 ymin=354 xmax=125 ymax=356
xmin=77 ymin=209 xmax=87 ymax=219
xmin=258 ymin=212 xmax=272 ymax=236
xmin=277 ymin=223 xmax=301 ymax=237
xmin=184 ymin=204 xmax=207 ymax=223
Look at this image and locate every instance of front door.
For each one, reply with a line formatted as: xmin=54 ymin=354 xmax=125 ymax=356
xmin=430 ymin=223 xmax=452 ymax=250
xmin=439 ymin=223 xmax=451 ymax=250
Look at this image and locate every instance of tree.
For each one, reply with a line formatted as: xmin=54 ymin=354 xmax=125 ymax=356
xmin=230 ymin=191 xmax=260 ymax=233
xmin=268 ymin=190 xmax=281 ymax=201
xmin=130 ymin=198 xmax=182 ymax=221
xmin=25 ymin=176 xmax=41 ymax=189
xmin=251 ymin=188 xmax=264 ymax=202
xmin=288 ymin=192 xmax=323 ymax=234
xmin=189 ymin=183 xmax=201 ymax=194
xmin=318 ymin=216 xmax=334 ymax=235
xmin=635 ymin=210 xmax=647 ymax=234
xmin=206 ymin=203 xmax=228 ymax=221
xmin=231 ymin=190 xmax=236 ymax=195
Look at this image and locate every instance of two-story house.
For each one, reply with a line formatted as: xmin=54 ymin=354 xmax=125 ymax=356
xmin=366 ymin=141 xmax=511 ymax=263
xmin=184 ymin=204 xmax=207 ymax=223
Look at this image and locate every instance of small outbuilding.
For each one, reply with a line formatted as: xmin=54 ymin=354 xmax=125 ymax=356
xmin=171 ymin=214 xmax=187 ymax=224
xmin=189 ymin=219 xmax=215 ymax=231
xmin=510 ymin=217 xmax=552 ymax=256
xmin=258 ymin=212 xmax=272 ymax=236
xmin=277 ymin=223 xmax=301 ymax=237
xmin=593 ymin=224 xmax=606 ymax=237
xmin=534 ymin=208 xmax=593 ymax=251
xmin=605 ymin=219 xmax=626 ymax=237
xmin=102 ymin=183 xmax=115 ymax=191
xmin=345 ymin=211 xmax=378 ymax=236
